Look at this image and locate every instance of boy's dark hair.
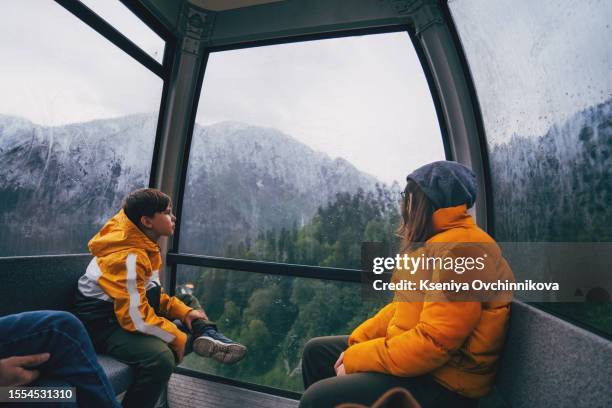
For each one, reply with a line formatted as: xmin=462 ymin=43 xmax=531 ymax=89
xmin=122 ymin=188 xmax=171 ymax=226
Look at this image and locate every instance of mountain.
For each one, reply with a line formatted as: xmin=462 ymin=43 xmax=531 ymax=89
xmin=0 ymin=114 xmax=378 ymax=256
xmin=181 ymin=121 xmax=378 ymax=255
xmin=490 ymin=97 xmax=612 ymax=242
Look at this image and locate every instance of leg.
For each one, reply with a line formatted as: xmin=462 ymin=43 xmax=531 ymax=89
xmin=301 ymin=335 xmax=349 ymax=389
xmin=299 ymin=371 xmax=478 ymax=408
xmin=177 ymin=294 xmax=247 ymax=364
xmin=0 ymin=311 xmax=120 ymax=408
xmin=175 ymin=293 xmax=215 ymax=332
xmin=100 ymin=327 xmax=175 ymax=408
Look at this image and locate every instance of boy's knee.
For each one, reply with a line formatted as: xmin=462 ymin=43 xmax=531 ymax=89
xmin=148 ymin=349 xmax=176 ymax=381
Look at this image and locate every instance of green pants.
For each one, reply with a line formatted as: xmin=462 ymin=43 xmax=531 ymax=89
xmin=90 ymin=294 xmax=211 ymax=408
xmin=300 ymin=336 xmax=478 ymax=408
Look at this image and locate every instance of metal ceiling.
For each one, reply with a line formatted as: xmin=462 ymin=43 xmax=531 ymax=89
xmin=187 ymin=0 xmax=284 ymax=12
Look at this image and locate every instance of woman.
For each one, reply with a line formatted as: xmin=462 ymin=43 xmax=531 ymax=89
xmin=300 ymin=161 xmax=513 ymax=408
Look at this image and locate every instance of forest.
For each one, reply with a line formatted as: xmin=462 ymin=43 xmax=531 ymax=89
xmin=181 ymin=186 xmax=398 ymax=391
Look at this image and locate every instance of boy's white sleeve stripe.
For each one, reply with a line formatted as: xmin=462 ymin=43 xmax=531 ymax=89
xmin=78 ymin=257 xmax=111 ymax=301
xmin=126 ymin=253 xmax=175 ymax=343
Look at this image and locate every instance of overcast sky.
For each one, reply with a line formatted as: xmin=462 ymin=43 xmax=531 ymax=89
xmin=196 ymin=33 xmax=446 ymax=184
xmin=0 ymin=2 xmax=446 ymax=185
xmin=2 ymin=1 xmax=611 ymax=183
xmin=449 ymin=0 xmax=612 ymax=146
xmin=0 ymin=1 xmax=163 ymax=126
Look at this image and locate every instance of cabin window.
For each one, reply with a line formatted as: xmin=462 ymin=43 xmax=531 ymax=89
xmin=0 ymin=1 xmax=163 ymax=256
xmin=449 ymin=0 xmax=612 ymax=335
xmin=178 ymin=32 xmax=445 ymax=390
xmin=79 ymin=0 xmax=165 ymax=63
xmin=177 ymin=267 xmax=386 ymax=392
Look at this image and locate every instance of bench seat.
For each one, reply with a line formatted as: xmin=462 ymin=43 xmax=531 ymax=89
xmin=2 ymin=255 xmax=611 ymax=407
xmin=97 ymin=355 xmax=135 ymax=395
xmin=480 ymin=301 xmax=612 ymax=407
xmin=0 ymin=255 xmax=133 ymax=396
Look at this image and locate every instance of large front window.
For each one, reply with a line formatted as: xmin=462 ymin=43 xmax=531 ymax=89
xmin=178 ymin=32 xmax=446 ymax=390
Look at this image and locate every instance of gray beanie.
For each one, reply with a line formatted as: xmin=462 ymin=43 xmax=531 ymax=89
xmin=406 ymin=161 xmax=478 ymax=210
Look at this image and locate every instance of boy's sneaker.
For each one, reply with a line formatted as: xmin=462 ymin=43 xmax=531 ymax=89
xmin=193 ymin=326 xmax=247 ymax=364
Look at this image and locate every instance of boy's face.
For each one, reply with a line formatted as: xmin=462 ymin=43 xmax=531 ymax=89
xmin=141 ymin=205 xmax=176 ymax=237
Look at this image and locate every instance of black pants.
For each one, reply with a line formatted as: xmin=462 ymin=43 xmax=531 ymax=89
xmin=300 ymin=336 xmax=478 ymax=408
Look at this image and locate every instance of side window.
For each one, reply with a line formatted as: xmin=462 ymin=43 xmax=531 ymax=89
xmin=0 ymin=2 xmax=164 ymax=256
xmin=178 ymin=32 xmax=446 ymax=391
xmin=78 ymin=0 xmax=165 ymax=62
xmin=449 ymin=0 xmax=612 ymax=334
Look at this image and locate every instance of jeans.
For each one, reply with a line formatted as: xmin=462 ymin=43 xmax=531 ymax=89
xmin=0 ymin=310 xmax=120 ymax=408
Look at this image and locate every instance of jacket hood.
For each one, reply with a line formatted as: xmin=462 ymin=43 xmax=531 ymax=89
xmin=406 ymin=161 xmax=477 ymax=210
xmin=88 ymin=209 xmax=159 ymax=257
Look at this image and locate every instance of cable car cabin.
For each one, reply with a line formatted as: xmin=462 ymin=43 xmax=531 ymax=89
xmin=0 ymin=0 xmax=611 ymax=407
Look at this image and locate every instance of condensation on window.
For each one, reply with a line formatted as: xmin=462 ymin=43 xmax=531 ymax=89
xmin=449 ymin=0 xmax=612 ymax=242
xmin=449 ymin=0 xmax=612 ymax=337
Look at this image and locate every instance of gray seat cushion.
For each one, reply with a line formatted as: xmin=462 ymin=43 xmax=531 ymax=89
xmin=0 ymin=256 xmax=137 ymax=397
xmin=0 ymin=255 xmax=90 ymax=315
xmin=97 ymin=354 xmax=135 ymax=395
xmin=486 ymin=301 xmax=612 ymax=407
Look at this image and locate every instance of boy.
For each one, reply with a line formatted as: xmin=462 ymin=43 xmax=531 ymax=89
xmin=74 ymin=188 xmax=246 ymax=408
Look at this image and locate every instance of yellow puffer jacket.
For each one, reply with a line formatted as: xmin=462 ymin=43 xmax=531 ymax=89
xmin=76 ymin=210 xmax=193 ymax=356
xmin=343 ymin=204 xmax=513 ymax=398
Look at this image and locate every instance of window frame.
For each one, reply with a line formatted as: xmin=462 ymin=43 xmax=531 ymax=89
xmin=0 ymin=1 xmax=175 ymax=257
xmin=442 ymin=0 xmax=612 ymax=341
xmin=0 ymin=0 xmax=178 ymax=257
xmin=169 ymin=25 xmax=453 ymax=286
xmin=440 ymin=0 xmax=493 ymax=236
xmin=167 ymin=25 xmax=453 ymax=396
xmin=53 ymin=0 xmax=176 ymax=189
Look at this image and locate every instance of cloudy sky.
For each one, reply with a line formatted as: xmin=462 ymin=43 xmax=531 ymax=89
xmin=0 ymin=1 xmax=163 ymax=126
xmin=449 ymin=0 xmax=612 ymax=145
xmin=196 ymin=33 xmax=446 ymax=184
xmin=0 ymin=2 xmax=445 ymax=185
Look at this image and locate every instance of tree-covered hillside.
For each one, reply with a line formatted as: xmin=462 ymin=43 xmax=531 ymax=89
xmin=181 ymin=186 xmax=398 ymax=391
xmin=490 ymin=98 xmax=611 ymax=242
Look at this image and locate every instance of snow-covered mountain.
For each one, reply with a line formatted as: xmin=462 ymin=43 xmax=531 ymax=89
xmin=0 ymin=114 xmax=378 ymax=256
xmin=181 ymin=121 xmax=378 ymax=254
xmin=490 ymin=97 xmax=612 ymax=242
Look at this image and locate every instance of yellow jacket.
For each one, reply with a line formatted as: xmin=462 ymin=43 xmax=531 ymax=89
xmin=76 ymin=210 xmax=193 ymax=356
xmin=343 ymin=205 xmax=513 ymax=398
